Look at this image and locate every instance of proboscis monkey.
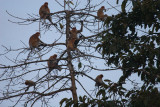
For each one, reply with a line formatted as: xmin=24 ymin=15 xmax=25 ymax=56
xmin=67 ymin=21 xmax=83 ymax=50
xmin=29 ymin=32 xmax=41 ymax=49
xmin=69 ymin=21 xmax=83 ymax=39
xmin=39 ymin=2 xmax=56 ymax=25
xmin=47 ymin=54 xmax=61 ymax=72
xmin=28 ymin=32 xmax=46 ymax=60
xmin=25 ymin=80 xmax=36 ymax=86
xmin=25 ymin=80 xmax=36 ymax=91
xmin=97 ymin=6 xmax=108 ymax=20
xmin=95 ymin=74 xmax=104 ymax=87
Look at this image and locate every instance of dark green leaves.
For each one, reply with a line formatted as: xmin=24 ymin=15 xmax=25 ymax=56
xmin=78 ymin=62 xmax=82 ymax=69
xmin=121 ymin=0 xmax=127 ymax=13
xmin=97 ymin=0 xmax=160 ymax=85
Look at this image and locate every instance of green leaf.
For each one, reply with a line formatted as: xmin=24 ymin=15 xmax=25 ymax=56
xmin=69 ymin=1 xmax=74 ymax=5
xmin=96 ymin=89 xmax=105 ymax=97
xmin=60 ymin=98 xmax=68 ymax=107
xmin=104 ymin=79 xmax=111 ymax=82
xmin=78 ymin=62 xmax=82 ymax=69
xmin=83 ymin=95 xmax=87 ymax=101
xmin=66 ymin=98 xmax=73 ymax=107
xmin=95 ymin=44 xmax=102 ymax=51
xmin=121 ymin=0 xmax=127 ymax=13
xmin=65 ymin=1 xmax=74 ymax=5
xmin=79 ymin=96 xmax=83 ymax=102
xmin=59 ymin=23 xmax=64 ymax=29
xmin=122 ymin=99 xmax=127 ymax=102
xmin=116 ymin=0 xmax=119 ymax=4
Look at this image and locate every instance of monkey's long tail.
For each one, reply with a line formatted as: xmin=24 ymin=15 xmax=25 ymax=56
xmin=39 ymin=18 xmax=41 ymax=37
xmin=48 ymin=17 xmax=57 ymax=26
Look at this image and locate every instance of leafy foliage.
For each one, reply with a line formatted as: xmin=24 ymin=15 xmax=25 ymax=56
xmin=97 ymin=0 xmax=160 ymax=85
xmin=128 ymin=86 xmax=160 ymax=107
xmin=61 ymin=80 xmax=128 ymax=106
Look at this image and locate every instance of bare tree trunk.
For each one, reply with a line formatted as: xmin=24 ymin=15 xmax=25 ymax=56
xmin=66 ymin=10 xmax=78 ymax=104
xmin=67 ymin=52 xmax=78 ymax=104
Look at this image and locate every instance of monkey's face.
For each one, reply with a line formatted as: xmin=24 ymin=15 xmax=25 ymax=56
xmin=44 ymin=2 xmax=48 ymax=7
xmin=25 ymin=80 xmax=29 ymax=85
xmin=100 ymin=74 xmax=103 ymax=78
xmin=44 ymin=2 xmax=48 ymax=5
xmin=101 ymin=6 xmax=105 ymax=10
xmin=52 ymin=54 xmax=57 ymax=59
xmin=35 ymin=32 xmax=40 ymax=37
xmin=72 ymin=27 xmax=77 ymax=32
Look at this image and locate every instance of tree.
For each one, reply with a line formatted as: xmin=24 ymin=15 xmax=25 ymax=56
xmin=0 ymin=0 xmax=115 ymax=106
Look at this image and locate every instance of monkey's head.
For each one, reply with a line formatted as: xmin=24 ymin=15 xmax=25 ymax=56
xmin=52 ymin=54 xmax=57 ymax=59
xmin=25 ymin=80 xmax=29 ymax=85
xmin=99 ymin=74 xmax=103 ymax=78
xmin=101 ymin=6 xmax=105 ymax=10
xmin=35 ymin=32 xmax=40 ymax=37
xmin=72 ymin=27 xmax=77 ymax=32
xmin=44 ymin=2 xmax=48 ymax=7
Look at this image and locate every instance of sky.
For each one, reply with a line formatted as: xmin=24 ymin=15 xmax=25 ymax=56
xmin=0 ymin=0 xmax=143 ymax=107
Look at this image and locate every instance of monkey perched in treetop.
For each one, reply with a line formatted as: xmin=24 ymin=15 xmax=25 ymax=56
xmin=25 ymin=80 xmax=36 ymax=86
xmin=29 ymin=32 xmax=46 ymax=50
xmin=69 ymin=22 xmax=83 ymax=39
xmin=95 ymin=74 xmax=104 ymax=87
xmin=25 ymin=80 xmax=36 ymax=91
xmin=39 ymin=2 xmax=56 ymax=25
xmin=47 ymin=54 xmax=61 ymax=72
xmin=67 ymin=21 xmax=83 ymax=51
xmin=97 ymin=6 xmax=108 ymax=20
xmin=29 ymin=32 xmax=41 ymax=49
xmin=28 ymin=32 xmax=46 ymax=60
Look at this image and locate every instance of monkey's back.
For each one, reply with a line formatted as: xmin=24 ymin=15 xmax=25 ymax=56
xmin=29 ymin=35 xmax=40 ymax=48
xmin=39 ymin=5 xmax=50 ymax=19
xmin=97 ymin=9 xmax=104 ymax=19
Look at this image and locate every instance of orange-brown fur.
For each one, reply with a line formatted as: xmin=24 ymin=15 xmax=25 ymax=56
xmin=25 ymin=80 xmax=36 ymax=86
xmin=29 ymin=32 xmax=40 ymax=48
xmin=39 ymin=2 xmax=50 ymax=19
xmin=95 ymin=74 xmax=104 ymax=86
xmin=47 ymin=54 xmax=57 ymax=71
xmin=97 ymin=6 xmax=107 ymax=20
xmin=67 ymin=22 xmax=83 ymax=51
xmin=67 ymin=38 xmax=76 ymax=51
xmin=70 ymin=27 xmax=79 ymax=39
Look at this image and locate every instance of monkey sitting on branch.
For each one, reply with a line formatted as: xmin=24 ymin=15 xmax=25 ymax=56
xmin=47 ymin=54 xmax=61 ymax=72
xmin=29 ymin=32 xmax=47 ymax=50
xmin=67 ymin=21 xmax=83 ymax=51
xmin=25 ymin=80 xmax=36 ymax=91
xmin=39 ymin=2 xmax=56 ymax=26
xmin=97 ymin=6 xmax=108 ymax=20
xmin=28 ymin=32 xmax=47 ymax=60
xmin=95 ymin=74 xmax=104 ymax=87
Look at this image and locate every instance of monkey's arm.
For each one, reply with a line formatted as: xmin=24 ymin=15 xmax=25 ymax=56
xmin=77 ymin=21 xmax=83 ymax=33
xmin=74 ymin=35 xmax=84 ymax=48
xmin=39 ymin=39 xmax=47 ymax=46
